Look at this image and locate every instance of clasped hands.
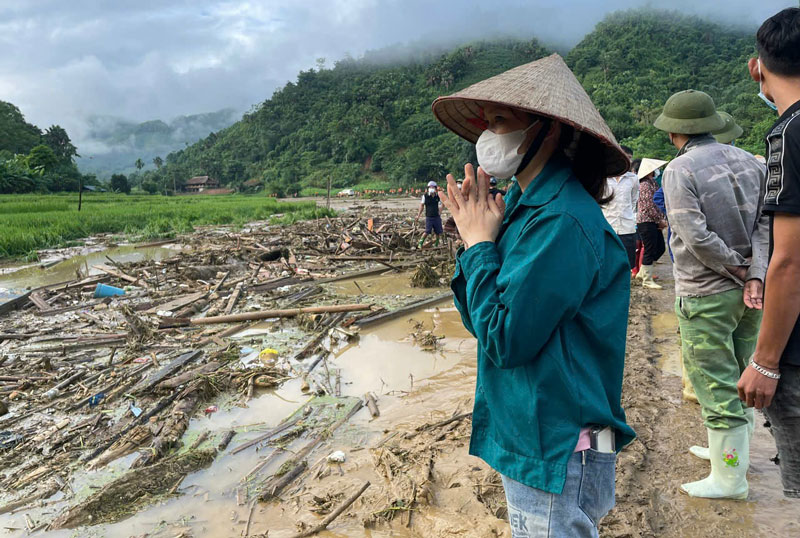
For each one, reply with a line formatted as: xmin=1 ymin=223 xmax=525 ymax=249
xmin=727 ymin=264 xmax=763 ymax=310
xmin=439 ymin=164 xmax=505 ymax=249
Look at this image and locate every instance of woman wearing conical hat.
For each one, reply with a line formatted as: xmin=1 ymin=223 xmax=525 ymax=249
xmin=432 ymin=54 xmax=635 ymax=536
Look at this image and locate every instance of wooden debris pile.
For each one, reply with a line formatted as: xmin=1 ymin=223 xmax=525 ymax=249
xmin=0 ymin=205 xmax=456 ymax=529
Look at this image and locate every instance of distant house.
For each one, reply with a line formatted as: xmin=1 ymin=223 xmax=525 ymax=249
xmin=242 ymin=178 xmax=263 ymax=192
xmin=185 ymin=176 xmax=219 ymax=193
xmin=82 ymin=185 xmax=107 ymax=192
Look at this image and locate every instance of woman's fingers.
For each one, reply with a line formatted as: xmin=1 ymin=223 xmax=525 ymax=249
xmin=444 ymin=173 xmax=462 ymax=212
xmin=488 ymin=191 xmax=506 ymax=218
xmin=476 ymin=166 xmax=489 ymax=207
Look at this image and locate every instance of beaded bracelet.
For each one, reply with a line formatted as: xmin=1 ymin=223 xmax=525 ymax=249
xmin=750 ymin=359 xmax=781 ymax=380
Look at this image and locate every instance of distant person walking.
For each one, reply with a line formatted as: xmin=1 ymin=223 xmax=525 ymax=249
xmin=417 ymin=180 xmax=443 ymax=248
xmin=601 ymin=146 xmax=640 ymax=270
xmin=655 ymin=89 xmax=768 ymax=499
xmin=738 ymin=7 xmax=800 ymax=500
xmin=635 ymin=158 xmax=668 ymax=289
xmin=432 ymin=54 xmax=635 ymax=537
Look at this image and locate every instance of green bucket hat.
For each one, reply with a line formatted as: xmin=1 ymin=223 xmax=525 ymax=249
xmin=653 ymin=90 xmax=725 ymax=135
xmin=713 ymin=111 xmax=744 ymax=144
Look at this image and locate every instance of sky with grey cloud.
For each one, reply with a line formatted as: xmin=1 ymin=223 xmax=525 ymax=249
xmin=0 ymin=0 xmax=793 ymax=150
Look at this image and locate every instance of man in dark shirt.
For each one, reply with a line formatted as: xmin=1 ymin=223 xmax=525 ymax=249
xmin=739 ymin=7 xmax=800 ymax=499
xmin=417 ymin=180 xmax=443 ymax=248
xmin=488 ymin=177 xmax=506 ymax=197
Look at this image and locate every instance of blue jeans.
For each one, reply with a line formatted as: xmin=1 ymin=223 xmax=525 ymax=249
xmin=502 ymin=450 xmax=616 ymax=538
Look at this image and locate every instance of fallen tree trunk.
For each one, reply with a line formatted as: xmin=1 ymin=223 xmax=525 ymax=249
xmin=161 ymin=304 xmax=371 ymax=328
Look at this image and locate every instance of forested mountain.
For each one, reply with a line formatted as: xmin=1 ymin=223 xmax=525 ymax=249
xmin=569 ymin=11 xmax=770 ymax=159
xmin=142 ymin=9 xmax=772 ymax=196
xmin=147 ymin=39 xmax=550 ymax=195
xmin=76 ymin=109 xmax=239 ymax=178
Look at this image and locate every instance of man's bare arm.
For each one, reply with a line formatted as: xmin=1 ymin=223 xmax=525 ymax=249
xmin=752 ymin=213 xmax=800 ymax=369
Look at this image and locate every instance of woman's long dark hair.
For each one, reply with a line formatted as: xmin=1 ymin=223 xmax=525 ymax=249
xmin=558 ymin=124 xmax=613 ymax=205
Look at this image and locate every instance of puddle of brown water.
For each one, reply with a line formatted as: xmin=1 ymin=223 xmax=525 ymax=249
xmin=327 ymin=272 xmax=435 ymax=298
xmin=0 ymin=244 xmax=178 ymax=300
xmin=652 ymin=311 xmax=682 ymax=377
xmin=0 ymin=302 xmax=475 ymax=538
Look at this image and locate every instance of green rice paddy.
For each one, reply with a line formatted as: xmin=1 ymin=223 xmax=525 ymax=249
xmin=0 ymin=193 xmax=332 ymax=259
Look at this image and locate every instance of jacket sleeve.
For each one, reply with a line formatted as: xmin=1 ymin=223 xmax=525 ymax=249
xmin=653 ymin=187 xmax=666 ymax=215
xmin=748 ymin=168 xmax=770 ymax=282
xmin=632 ymin=177 xmax=640 ymax=215
xmin=664 ymin=167 xmax=747 ymax=276
xmin=451 ymin=252 xmax=477 ymax=337
xmin=456 ymin=213 xmax=598 ymax=369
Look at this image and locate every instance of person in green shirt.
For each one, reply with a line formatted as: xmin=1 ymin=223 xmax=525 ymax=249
xmin=431 ymin=54 xmax=636 ymax=537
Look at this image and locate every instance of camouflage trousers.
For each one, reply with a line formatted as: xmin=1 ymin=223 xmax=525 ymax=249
xmin=676 ymin=289 xmax=762 ymax=430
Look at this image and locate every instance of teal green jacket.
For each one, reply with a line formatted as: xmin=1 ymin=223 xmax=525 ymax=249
xmin=452 ymin=156 xmax=636 ymax=494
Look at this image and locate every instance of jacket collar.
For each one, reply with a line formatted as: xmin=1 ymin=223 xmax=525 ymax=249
xmin=505 ymin=154 xmax=572 ymax=209
xmin=676 ymin=133 xmax=716 ymax=158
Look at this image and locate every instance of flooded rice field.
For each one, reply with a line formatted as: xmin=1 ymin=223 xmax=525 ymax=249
xmin=0 ymin=242 xmax=179 ymax=303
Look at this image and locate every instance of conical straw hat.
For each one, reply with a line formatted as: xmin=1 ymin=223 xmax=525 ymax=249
xmin=637 ymin=158 xmax=668 ymax=179
xmin=431 ymin=53 xmax=629 ymax=178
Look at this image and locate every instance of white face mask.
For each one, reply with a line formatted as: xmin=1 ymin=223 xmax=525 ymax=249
xmin=758 ymin=59 xmax=778 ymax=112
xmin=476 ymin=121 xmax=539 ymax=180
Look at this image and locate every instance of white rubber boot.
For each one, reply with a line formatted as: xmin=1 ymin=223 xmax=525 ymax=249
xmin=639 ymin=265 xmax=663 ymax=289
xmin=689 ymin=409 xmax=754 ymax=461
xmin=681 ymin=424 xmax=749 ymax=499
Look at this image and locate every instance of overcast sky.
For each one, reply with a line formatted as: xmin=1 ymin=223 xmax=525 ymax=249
xmin=0 ymin=0 xmax=793 ymax=149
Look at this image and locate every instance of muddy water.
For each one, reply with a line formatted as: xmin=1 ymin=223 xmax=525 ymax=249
xmin=0 ymin=244 xmax=178 ymax=301
xmin=652 ymin=311 xmax=682 ymax=377
xmin=327 ymin=272 xmax=434 ymax=298
xmin=0 ymin=300 xmax=475 ymax=538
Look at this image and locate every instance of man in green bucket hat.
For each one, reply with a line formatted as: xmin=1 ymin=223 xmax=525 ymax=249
xmin=655 ymin=89 xmax=769 ymax=499
xmin=713 ymin=111 xmax=744 ymax=145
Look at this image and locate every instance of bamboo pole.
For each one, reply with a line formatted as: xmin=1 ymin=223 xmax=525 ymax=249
xmin=187 ymin=304 xmax=370 ymax=326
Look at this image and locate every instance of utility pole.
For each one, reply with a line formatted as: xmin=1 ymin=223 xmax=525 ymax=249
xmin=326 ymin=176 xmax=332 ymax=210
xmin=78 ymin=176 xmax=83 ymax=212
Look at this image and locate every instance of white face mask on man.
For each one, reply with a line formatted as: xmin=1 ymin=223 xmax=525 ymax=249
xmin=475 ymin=121 xmax=539 ymax=180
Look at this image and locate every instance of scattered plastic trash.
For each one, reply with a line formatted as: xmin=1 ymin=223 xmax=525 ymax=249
xmin=327 ymin=450 xmax=346 ymax=463
xmin=0 ymin=431 xmax=24 ymax=450
xmin=259 ymin=348 xmax=279 ymax=365
xmin=129 ymin=404 xmax=142 ymax=417
xmin=132 ymin=356 xmax=150 ymax=364
xmin=93 ymin=283 xmax=125 ymax=298
xmin=88 ymin=392 xmax=105 ymax=407
xmin=43 ymin=388 xmax=60 ymax=400
xmin=156 ymin=310 xmax=174 ymax=317
xmin=204 ymin=405 xmax=219 ymax=417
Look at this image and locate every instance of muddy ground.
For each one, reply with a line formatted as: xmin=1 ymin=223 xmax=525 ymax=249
xmin=1 ymin=197 xmax=798 ymax=537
